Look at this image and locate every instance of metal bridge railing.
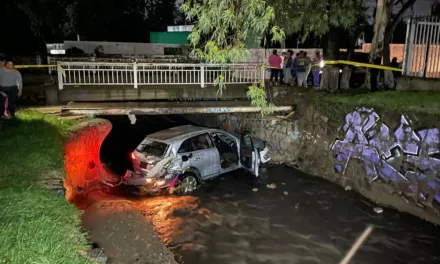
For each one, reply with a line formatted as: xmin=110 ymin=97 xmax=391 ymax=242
xmin=57 ymin=62 xmax=263 ymax=90
xmin=403 ymin=17 xmax=440 ymax=78
xmin=48 ymin=56 xmax=179 ymax=74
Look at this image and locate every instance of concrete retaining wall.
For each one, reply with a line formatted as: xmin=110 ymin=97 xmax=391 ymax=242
xmin=63 ymin=119 xmax=119 ymax=203
xmin=185 ymin=103 xmax=440 ymax=225
xmin=397 ymin=76 xmax=440 ymax=91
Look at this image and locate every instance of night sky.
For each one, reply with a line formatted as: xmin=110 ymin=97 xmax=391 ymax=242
xmin=0 ymin=0 xmax=438 ymax=55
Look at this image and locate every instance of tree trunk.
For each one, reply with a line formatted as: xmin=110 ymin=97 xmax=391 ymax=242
xmin=280 ymin=39 xmax=286 ymax=49
xmin=382 ymin=32 xmax=392 ymax=66
xmin=321 ymin=29 xmax=340 ymax=92
xmin=321 ymin=66 xmax=340 ymax=92
xmin=340 ymin=66 xmax=351 ymax=90
xmin=341 ymin=33 xmax=357 ymax=90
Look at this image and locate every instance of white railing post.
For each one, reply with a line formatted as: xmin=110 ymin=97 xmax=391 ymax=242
xmin=48 ymin=56 xmax=52 ymax=74
xmin=200 ymin=65 xmax=205 ymax=88
xmin=133 ymin=62 xmax=138 ymax=88
xmin=57 ymin=64 xmax=64 ymax=90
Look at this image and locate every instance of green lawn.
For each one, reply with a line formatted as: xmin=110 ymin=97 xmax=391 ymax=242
xmin=327 ymin=91 xmax=440 ymax=114
xmin=0 ymin=111 xmax=90 ymax=264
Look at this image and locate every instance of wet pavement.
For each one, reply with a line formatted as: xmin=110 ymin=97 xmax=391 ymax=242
xmin=97 ymin=115 xmax=440 ymax=264
xmin=128 ymin=166 xmax=440 ymax=264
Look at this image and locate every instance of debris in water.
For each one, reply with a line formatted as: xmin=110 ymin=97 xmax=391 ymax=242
xmin=294 ymin=203 xmax=300 ymax=209
xmin=345 ymin=186 xmax=352 ymax=191
xmin=266 ymin=183 xmax=277 ymax=189
xmin=281 ymin=182 xmax=286 ymax=186
xmin=374 ymin=207 xmax=383 ymax=214
xmin=284 ymin=191 xmax=289 ymax=196
xmin=252 ymin=188 xmax=259 ymax=192
xmin=79 ymin=248 xmax=108 ymax=264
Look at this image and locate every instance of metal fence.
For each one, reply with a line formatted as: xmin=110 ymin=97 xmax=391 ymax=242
xmin=57 ymin=62 xmax=263 ymax=90
xmin=403 ymin=16 xmax=440 ymax=78
xmin=48 ymin=56 xmax=178 ymax=74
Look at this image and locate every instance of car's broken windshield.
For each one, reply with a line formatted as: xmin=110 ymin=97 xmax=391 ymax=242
xmin=137 ymin=140 xmax=168 ymax=157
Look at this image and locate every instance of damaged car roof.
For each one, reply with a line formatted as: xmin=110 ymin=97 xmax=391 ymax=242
xmin=147 ymin=125 xmax=214 ymax=141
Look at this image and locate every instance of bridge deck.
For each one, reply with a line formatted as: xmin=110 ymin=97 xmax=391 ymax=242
xmin=62 ymin=101 xmax=294 ymax=115
xmin=58 ymin=84 xmax=250 ymax=102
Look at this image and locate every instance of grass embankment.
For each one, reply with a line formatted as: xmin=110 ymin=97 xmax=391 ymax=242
xmin=0 ymin=111 xmax=90 ymax=263
xmin=278 ymin=87 xmax=440 ymax=114
xmin=327 ymin=90 xmax=440 ymax=114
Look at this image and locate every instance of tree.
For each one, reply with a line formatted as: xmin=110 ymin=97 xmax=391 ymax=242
xmin=9 ymin=0 xmax=77 ymax=43
xmin=182 ymin=0 xmax=366 ymax=110
xmin=340 ymin=5 xmax=368 ymax=90
xmin=370 ymin=0 xmax=417 ymax=66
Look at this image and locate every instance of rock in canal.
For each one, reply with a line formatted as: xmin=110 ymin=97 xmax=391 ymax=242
xmin=374 ymin=207 xmax=384 ymax=214
xmin=79 ymin=248 xmax=108 ymax=264
xmin=266 ymin=183 xmax=277 ymax=189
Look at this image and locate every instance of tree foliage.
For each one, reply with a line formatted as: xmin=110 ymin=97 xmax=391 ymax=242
xmin=9 ymin=0 xmax=77 ymax=42
xmin=182 ymin=0 xmax=285 ymax=63
xmin=182 ymin=0 xmax=366 ymax=112
xmin=270 ymin=0 xmax=365 ymax=39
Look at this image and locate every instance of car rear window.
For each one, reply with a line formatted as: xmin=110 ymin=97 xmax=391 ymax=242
xmin=136 ymin=140 xmax=168 ymax=157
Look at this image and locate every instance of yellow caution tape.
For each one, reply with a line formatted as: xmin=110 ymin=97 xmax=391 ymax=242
xmin=15 ymin=64 xmax=58 ymax=69
xmin=15 ymin=64 xmax=66 ymax=78
xmin=324 ymin=60 xmax=402 ymax=72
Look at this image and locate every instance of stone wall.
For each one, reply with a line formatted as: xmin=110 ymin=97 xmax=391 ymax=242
xmin=185 ymin=101 xmax=440 ymax=225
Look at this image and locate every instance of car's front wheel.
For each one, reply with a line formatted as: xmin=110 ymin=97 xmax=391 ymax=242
xmin=177 ymin=173 xmax=198 ymax=195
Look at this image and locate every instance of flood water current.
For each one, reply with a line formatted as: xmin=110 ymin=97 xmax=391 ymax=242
xmin=99 ymin=115 xmax=440 ymax=264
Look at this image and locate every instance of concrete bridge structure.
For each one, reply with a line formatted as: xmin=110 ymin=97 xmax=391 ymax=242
xmin=42 ymin=61 xmax=294 ymax=116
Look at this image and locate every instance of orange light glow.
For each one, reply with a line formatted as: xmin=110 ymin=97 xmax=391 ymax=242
xmin=131 ymin=152 xmax=136 ymax=160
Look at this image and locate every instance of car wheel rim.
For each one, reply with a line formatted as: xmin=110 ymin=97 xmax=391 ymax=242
xmin=181 ymin=176 xmax=197 ymax=194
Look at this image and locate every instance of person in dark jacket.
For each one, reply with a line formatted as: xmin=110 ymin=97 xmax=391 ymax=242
xmin=390 ymin=57 xmax=401 ymax=89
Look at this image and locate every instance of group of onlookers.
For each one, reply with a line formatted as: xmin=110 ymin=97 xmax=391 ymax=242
xmin=0 ymin=55 xmax=22 ymax=119
xmin=268 ymin=49 xmax=321 ymax=88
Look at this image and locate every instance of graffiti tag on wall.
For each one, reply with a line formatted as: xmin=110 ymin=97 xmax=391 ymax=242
xmin=205 ymin=107 xmax=232 ymax=113
xmin=331 ymin=107 xmax=440 ymax=208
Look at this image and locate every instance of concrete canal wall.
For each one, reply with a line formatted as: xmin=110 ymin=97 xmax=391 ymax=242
xmin=63 ymin=119 xmax=115 ymax=203
xmin=185 ymin=101 xmax=440 ymax=225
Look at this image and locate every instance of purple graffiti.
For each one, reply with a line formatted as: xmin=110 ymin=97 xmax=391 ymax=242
xmin=332 ymin=107 xmax=440 ymax=206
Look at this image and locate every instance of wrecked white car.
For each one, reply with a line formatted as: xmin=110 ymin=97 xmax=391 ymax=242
xmin=124 ymin=125 xmax=271 ymax=194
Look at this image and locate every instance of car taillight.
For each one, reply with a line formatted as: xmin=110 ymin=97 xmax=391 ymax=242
xmin=131 ymin=152 xmax=136 ymax=160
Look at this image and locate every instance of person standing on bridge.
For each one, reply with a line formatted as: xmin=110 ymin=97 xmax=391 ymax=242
xmin=296 ymin=51 xmax=311 ymax=87
xmin=269 ymin=50 xmax=282 ymax=86
xmin=0 ymin=58 xmax=22 ymax=117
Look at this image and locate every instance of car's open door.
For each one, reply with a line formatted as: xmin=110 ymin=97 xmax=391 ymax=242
xmin=239 ymin=132 xmax=259 ymax=177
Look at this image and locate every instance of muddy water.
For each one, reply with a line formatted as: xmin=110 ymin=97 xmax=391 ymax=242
xmin=129 ymin=166 xmax=440 ymax=264
xmin=99 ymin=116 xmax=440 ymax=264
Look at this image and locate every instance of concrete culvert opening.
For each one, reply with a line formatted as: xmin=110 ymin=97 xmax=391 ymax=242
xmin=66 ymin=114 xmax=440 ymax=264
